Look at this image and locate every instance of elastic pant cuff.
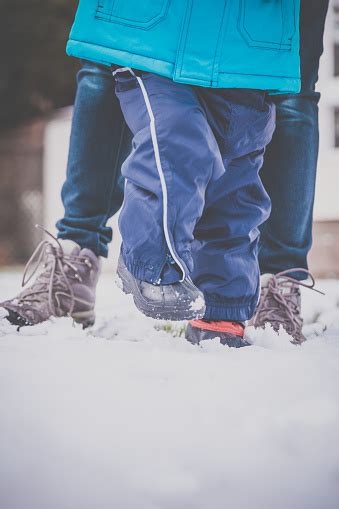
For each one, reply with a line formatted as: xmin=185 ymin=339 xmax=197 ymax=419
xmin=204 ymin=299 xmax=258 ymax=322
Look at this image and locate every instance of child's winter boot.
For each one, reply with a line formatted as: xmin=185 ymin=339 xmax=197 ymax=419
xmin=117 ymin=255 xmax=205 ymax=321
xmin=185 ymin=319 xmax=249 ymax=348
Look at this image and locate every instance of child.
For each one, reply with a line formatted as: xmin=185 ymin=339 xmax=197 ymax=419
xmin=1 ymin=1 xmax=301 ymax=347
xmin=113 ymin=70 xmax=275 ymax=348
xmin=65 ymin=0 xmax=301 ymax=347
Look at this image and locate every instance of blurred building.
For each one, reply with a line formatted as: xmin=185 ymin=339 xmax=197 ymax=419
xmin=310 ymin=0 xmax=339 ymax=275
xmin=0 ymin=120 xmax=44 ymax=265
xmin=315 ymin=0 xmax=339 ymax=219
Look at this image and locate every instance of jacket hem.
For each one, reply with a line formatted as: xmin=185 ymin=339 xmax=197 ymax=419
xmin=67 ymin=40 xmax=174 ymax=79
xmin=67 ymin=40 xmax=301 ymax=93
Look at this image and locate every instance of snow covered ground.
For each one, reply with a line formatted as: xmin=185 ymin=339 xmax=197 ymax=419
xmin=1 ymin=270 xmax=339 ymax=509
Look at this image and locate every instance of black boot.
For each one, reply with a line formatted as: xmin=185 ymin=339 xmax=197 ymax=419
xmin=117 ymin=255 xmax=205 ymax=321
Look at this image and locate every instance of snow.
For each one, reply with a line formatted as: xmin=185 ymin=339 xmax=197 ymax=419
xmin=189 ymin=295 xmax=205 ymax=312
xmin=1 ymin=271 xmax=339 ymax=509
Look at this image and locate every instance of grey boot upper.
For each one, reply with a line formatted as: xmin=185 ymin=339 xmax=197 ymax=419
xmin=1 ymin=237 xmax=101 ymax=327
xmin=251 ymin=269 xmax=321 ymax=344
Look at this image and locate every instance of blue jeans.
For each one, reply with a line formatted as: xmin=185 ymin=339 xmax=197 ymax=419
xmin=57 ymin=0 xmax=328 ymax=271
xmin=57 ymin=62 xmax=130 ymax=257
xmin=259 ymin=0 xmax=329 ymax=280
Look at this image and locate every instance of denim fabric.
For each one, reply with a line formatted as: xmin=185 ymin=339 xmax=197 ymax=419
xmin=115 ymin=71 xmax=275 ymax=321
xmin=56 ymin=61 xmax=131 ymax=257
xmin=259 ymin=0 xmax=329 ymax=280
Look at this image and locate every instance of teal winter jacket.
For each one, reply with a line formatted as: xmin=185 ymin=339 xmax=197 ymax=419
xmin=67 ymin=0 xmax=301 ymax=93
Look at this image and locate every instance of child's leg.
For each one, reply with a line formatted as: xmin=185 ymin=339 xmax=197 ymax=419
xmin=114 ymin=70 xmax=225 ymax=286
xmin=188 ymin=89 xmax=275 ymax=339
xmin=192 ymin=151 xmax=271 ymax=322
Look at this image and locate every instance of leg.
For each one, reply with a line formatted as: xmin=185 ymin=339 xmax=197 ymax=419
xmin=114 ymin=71 xmax=225 ymax=285
xmin=259 ymin=0 xmax=329 ymax=280
xmin=192 ymin=152 xmax=270 ymax=322
xmin=192 ymin=89 xmax=275 ymax=322
xmin=56 ymin=61 xmax=132 ymax=257
xmin=252 ymin=0 xmax=330 ymax=344
xmin=0 ymin=62 xmax=132 ymax=328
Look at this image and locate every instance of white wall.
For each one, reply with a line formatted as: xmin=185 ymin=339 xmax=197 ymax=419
xmin=315 ymin=0 xmax=339 ymax=220
xmin=43 ymin=107 xmax=71 ymax=236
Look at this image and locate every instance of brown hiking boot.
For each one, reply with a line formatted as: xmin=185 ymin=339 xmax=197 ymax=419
xmin=251 ymin=269 xmax=322 ymax=344
xmin=0 ymin=232 xmax=101 ymax=329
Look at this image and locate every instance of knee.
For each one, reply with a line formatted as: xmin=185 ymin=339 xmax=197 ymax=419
xmin=77 ymin=61 xmax=113 ymax=91
xmin=274 ymin=96 xmax=318 ymax=126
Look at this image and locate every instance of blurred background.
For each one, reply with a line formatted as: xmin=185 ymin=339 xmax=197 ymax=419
xmin=0 ymin=0 xmax=339 ymax=276
xmin=0 ymin=0 xmax=79 ymax=265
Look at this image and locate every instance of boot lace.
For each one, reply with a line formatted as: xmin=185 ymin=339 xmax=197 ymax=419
xmin=254 ymin=268 xmax=324 ymax=342
xmin=17 ymin=228 xmax=92 ymax=317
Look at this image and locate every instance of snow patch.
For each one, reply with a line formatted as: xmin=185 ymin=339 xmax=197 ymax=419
xmin=189 ymin=295 xmax=205 ymax=312
xmin=0 ymin=307 xmax=8 ymax=320
xmin=115 ymin=274 xmax=124 ymax=290
xmin=1 ymin=272 xmax=339 ymax=509
xmin=245 ymin=323 xmax=294 ymax=350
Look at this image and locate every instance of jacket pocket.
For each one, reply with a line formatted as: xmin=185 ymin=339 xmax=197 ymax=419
xmin=96 ymin=0 xmax=170 ymax=30
xmin=238 ymin=0 xmax=296 ymax=51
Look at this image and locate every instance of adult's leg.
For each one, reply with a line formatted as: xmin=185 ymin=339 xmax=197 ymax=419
xmin=56 ymin=61 xmax=132 ymax=257
xmin=259 ymin=0 xmax=329 ymax=279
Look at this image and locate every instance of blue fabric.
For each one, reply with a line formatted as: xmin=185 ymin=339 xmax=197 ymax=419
xmin=114 ymin=71 xmax=275 ymax=321
xmin=57 ymin=61 xmax=131 ymax=257
xmin=259 ymin=0 xmax=329 ymax=280
xmin=67 ymin=0 xmax=300 ymax=93
xmin=57 ymin=0 xmax=327 ymax=269
xmin=56 ymin=1 xmax=327 ymax=323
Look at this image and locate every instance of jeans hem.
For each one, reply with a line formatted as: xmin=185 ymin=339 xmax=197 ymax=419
xmin=259 ymin=266 xmax=309 ymax=281
xmin=57 ymin=232 xmax=108 ymax=258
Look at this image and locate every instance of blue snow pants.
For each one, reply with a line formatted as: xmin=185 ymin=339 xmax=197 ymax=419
xmin=114 ymin=71 xmax=276 ymax=321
